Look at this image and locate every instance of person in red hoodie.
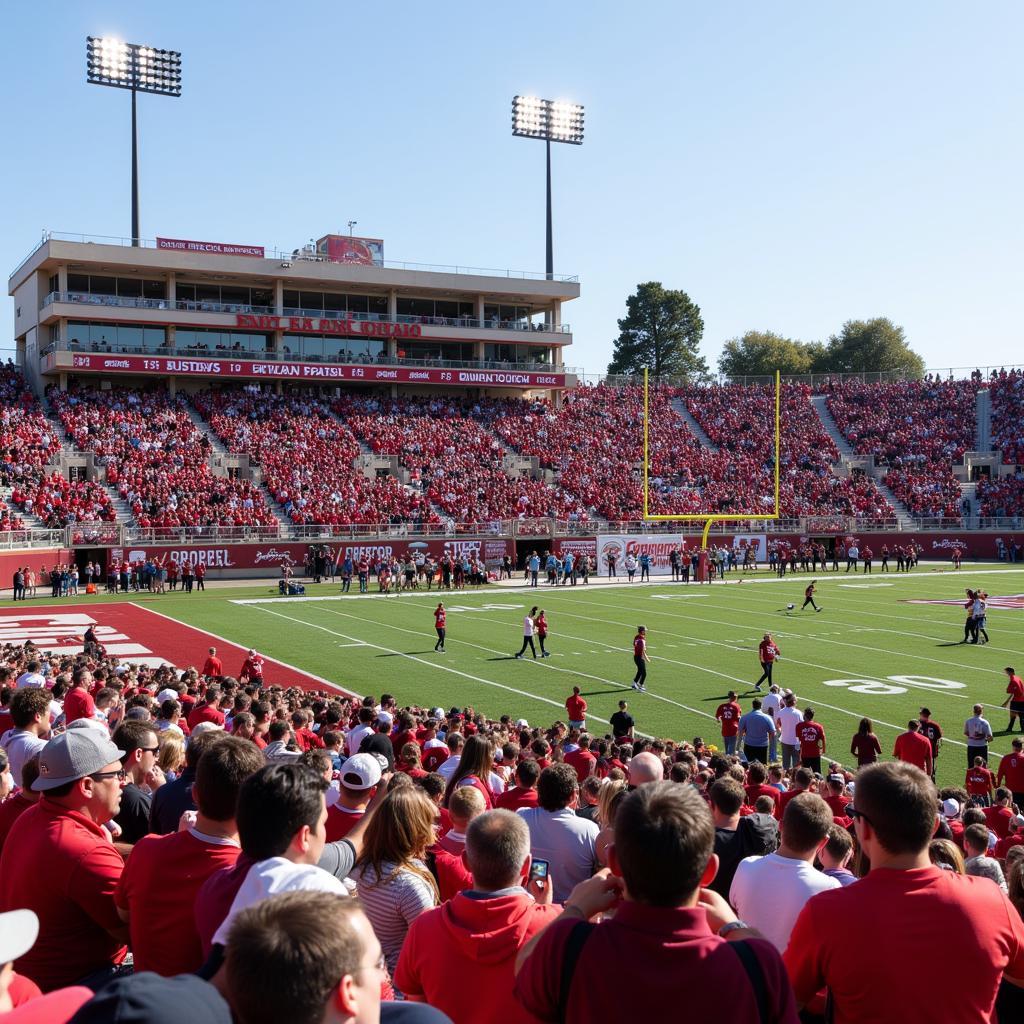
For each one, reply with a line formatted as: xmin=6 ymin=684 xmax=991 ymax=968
xmin=239 ymin=650 xmax=265 ymax=687
xmin=565 ymin=687 xmax=587 ymax=729
xmin=431 ymin=787 xmax=484 ymax=902
xmin=396 ymin=807 xmax=561 ymax=1021
xmin=564 ymin=734 xmax=597 ymax=783
xmin=62 ymin=667 xmax=96 ymax=726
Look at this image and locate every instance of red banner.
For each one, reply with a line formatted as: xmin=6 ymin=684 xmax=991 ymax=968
xmin=67 ymin=353 xmax=566 ymax=389
xmin=321 ymin=235 xmax=384 ymax=266
xmin=156 ymin=237 xmax=265 ymax=258
xmin=107 ymin=538 xmax=513 ymax=573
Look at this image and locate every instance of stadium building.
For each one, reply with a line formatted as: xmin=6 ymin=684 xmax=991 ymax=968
xmin=10 ymin=230 xmax=580 ymax=396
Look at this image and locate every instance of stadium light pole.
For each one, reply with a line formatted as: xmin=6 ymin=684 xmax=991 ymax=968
xmin=512 ymin=96 xmax=584 ymax=280
xmin=86 ymin=37 xmax=182 ymax=247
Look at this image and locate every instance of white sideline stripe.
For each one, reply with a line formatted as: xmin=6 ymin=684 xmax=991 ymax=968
xmin=245 ymin=604 xmax=621 ymax=728
xmin=310 ymin=605 xmax=716 ymax=725
xmin=126 ymin=603 xmax=356 ymax=698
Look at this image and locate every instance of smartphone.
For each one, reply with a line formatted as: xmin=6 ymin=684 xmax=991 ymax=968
xmin=527 ymin=858 xmax=549 ymax=887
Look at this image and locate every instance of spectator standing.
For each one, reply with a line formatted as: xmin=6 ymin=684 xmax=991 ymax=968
xmin=514 ymin=782 xmax=799 ymax=1023
xmin=918 ymin=707 xmax=942 ymax=778
xmin=114 ymin=736 xmax=263 ymax=975
xmin=0 ymin=729 xmax=129 ymax=992
xmin=715 ymin=691 xmax=742 ymax=756
xmin=730 ymin=793 xmax=839 ymax=951
xmin=609 ymin=700 xmax=634 ymax=744
xmin=997 ymin=739 xmax=1024 ymax=807
xmin=630 ymin=625 xmax=649 ymax=692
xmin=496 ymin=759 xmax=541 ymax=812
xmin=785 ymin=762 xmax=1024 ymax=1023
xmin=112 ymin=720 xmax=165 ymax=845
xmin=326 ymin=752 xmax=381 ymax=842
xmin=850 ymin=717 xmax=882 ymax=767
xmin=795 ymin=708 xmax=826 ymax=774
xmin=1003 ymin=666 xmax=1024 ymax=734
xmin=515 ymin=608 xmax=538 ymax=660
xmin=893 ymin=720 xmax=933 ymax=776
xmin=353 ymin=787 xmax=440 ymax=981
xmin=755 ymin=633 xmax=780 ymax=690
xmin=775 ymin=693 xmax=803 ymax=770
xmin=0 ymin=688 xmax=50 ymax=788
xmin=738 ymin=699 xmax=776 ymax=766
xmin=63 ymin=667 xmax=96 ymax=725
xmin=565 ymin=686 xmax=587 ymax=730
xmin=708 ymin=778 xmax=779 ymax=899
xmin=963 ymin=823 xmax=1008 ymax=892
xmin=518 ymin=764 xmax=599 ymax=903
xmin=965 ymin=704 xmax=994 ymax=768
xmin=396 ymin=808 xmax=560 ymax=1023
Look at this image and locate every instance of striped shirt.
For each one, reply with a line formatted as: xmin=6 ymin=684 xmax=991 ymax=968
xmin=353 ymin=859 xmax=437 ymax=978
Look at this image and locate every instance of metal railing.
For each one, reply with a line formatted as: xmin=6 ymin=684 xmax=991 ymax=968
xmin=15 ymin=232 xmax=579 ymax=283
xmin=0 ymin=529 xmax=67 ymax=549
xmin=41 ymin=291 xmax=571 ymax=335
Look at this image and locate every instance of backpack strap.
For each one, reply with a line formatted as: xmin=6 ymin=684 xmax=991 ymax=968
xmin=557 ymin=920 xmax=595 ymax=1022
xmin=731 ymin=939 xmax=769 ymax=1024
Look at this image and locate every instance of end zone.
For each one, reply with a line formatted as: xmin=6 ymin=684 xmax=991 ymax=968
xmin=0 ymin=602 xmax=354 ymax=696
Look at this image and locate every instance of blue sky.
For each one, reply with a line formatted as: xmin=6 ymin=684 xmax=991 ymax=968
xmin=2 ymin=1 xmax=1022 ymax=375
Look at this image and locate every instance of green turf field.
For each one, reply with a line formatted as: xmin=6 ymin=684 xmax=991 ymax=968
xmin=8 ymin=566 xmax=1024 ymax=789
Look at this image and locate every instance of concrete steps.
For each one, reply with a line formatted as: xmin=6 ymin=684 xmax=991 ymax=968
xmin=670 ymin=397 xmax=718 ymax=451
xmin=810 ymin=396 xmax=856 ymax=457
xmin=975 ymin=389 xmax=992 ymax=452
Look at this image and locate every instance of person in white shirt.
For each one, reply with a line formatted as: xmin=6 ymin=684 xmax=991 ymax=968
xmin=346 ymin=706 xmax=377 ymax=757
xmin=730 ymin=792 xmax=840 ymax=951
xmin=964 ymin=704 xmax=994 ymax=769
xmin=515 ymin=608 xmax=538 ymax=659
xmin=15 ymin=660 xmax=46 ymax=689
xmin=761 ymin=685 xmax=783 ymax=761
xmin=775 ymin=692 xmax=804 ymax=770
xmin=436 ymin=733 xmax=463 ymax=781
xmin=0 ymin=687 xmax=51 ymax=788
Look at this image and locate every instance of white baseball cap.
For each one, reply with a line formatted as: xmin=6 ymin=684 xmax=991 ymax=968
xmin=0 ymin=909 xmax=39 ymax=965
xmin=157 ymin=688 xmax=179 ymax=705
xmin=515 ymin=718 xmax=529 ymax=728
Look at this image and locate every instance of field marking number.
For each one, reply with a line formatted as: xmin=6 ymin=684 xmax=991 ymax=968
xmin=822 ymin=674 xmax=966 ymax=696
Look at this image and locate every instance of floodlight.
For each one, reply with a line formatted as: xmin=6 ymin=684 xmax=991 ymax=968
xmin=512 ymin=95 xmax=585 ymax=279
xmin=86 ymin=36 xmax=183 ymax=245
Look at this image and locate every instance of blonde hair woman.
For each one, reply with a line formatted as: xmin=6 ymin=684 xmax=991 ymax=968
xmin=353 ymin=786 xmax=440 ymax=983
xmin=595 ymin=778 xmax=628 ymax=867
xmin=157 ymin=732 xmax=186 ymax=780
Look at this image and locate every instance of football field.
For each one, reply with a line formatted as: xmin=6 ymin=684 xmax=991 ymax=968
xmin=5 ymin=565 xmax=1023 ymax=789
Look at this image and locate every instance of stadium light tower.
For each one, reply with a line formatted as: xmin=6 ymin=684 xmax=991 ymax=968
xmin=512 ymin=96 xmax=584 ymax=280
xmin=86 ymin=36 xmax=182 ymax=247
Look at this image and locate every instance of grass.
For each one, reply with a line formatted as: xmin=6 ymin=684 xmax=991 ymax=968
xmin=6 ymin=565 xmax=1024 ymax=789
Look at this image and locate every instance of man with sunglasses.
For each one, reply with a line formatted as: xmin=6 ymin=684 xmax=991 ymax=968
xmin=0 ymin=726 xmax=131 ymax=992
xmin=111 ymin=720 xmax=166 ymax=846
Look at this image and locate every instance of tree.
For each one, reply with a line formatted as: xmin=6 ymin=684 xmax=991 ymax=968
xmin=717 ymin=330 xmax=827 ymax=378
xmin=607 ymin=282 xmax=708 ymax=379
xmin=815 ymin=317 xmax=925 ymax=377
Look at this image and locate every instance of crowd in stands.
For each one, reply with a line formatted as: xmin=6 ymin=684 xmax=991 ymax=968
xmin=336 ymin=394 xmax=590 ymax=524
xmin=47 ymin=385 xmax=276 ymax=531
xmin=824 ymin=378 xmax=977 ymax=517
xmin=2 ymin=645 xmax=1024 ymax=1022
xmin=192 ymin=388 xmax=436 ymax=527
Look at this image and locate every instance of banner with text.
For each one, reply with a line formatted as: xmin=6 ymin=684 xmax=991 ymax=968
xmin=156 ymin=237 xmax=265 ymax=258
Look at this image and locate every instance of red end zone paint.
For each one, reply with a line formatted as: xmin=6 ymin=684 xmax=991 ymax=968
xmin=0 ymin=603 xmax=352 ymax=695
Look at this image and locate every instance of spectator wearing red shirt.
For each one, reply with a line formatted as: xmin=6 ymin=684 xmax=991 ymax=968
xmin=850 ymin=718 xmax=882 ymax=767
xmin=496 ymin=759 xmax=541 ymax=812
xmin=63 ymin=667 xmax=96 ymax=726
xmin=201 ymin=647 xmax=223 ymax=679
xmin=795 ymin=708 xmax=826 ymax=775
xmin=965 ymin=756 xmax=995 ymax=803
xmin=239 ymin=650 xmax=265 ymax=686
xmin=390 ymin=713 xmax=418 ymax=760
xmin=565 ymin=687 xmax=587 ymax=729
xmin=187 ymin=689 xmax=226 ymax=731
xmin=779 ymin=767 xmax=813 ymax=817
xmin=0 ymin=728 xmax=129 ymax=992
xmin=984 ymin=789 xmax=1016 ymax=839
xmin=744 ymin=762 xmax=782 ymax=818
xmin=431 ymin=787 xmax=483 ymax=902
xmin=564 ymin=735 xmax=597 ymax=784
xmin=822 ymin=775 xmax=850 ymax=819
xmin=433 ymin=602 xmax=446 ymax=653
xmin=514 ymin=781 xmax=798 ymax=1023
xmin=325 ymin=753 xmax=381 ymax=843
xmin=399 ymin=807 xmax=562 ymax=1021
xmin=995 ymin=815 xmax=1024 ymax=860
xmin=755 ymin=633 xmax=780 ymax=690
xmin=715 ymin=690 xmax=742 ymax=756
xmin=291 ymin=710 xmax=324 ymax=752
xmin=785 ymin=762 xmax=1024 ymax=1023
xmin=114 ymin=736 xmax=263 ymax=976
xmin=0 ymin=756 xmax=40 ymax=855
xmin=892 ymin=720 xmax=933 ymax=776
xmin=1002 ymin=667 xmax=1024 ymax=734
xmin=997 ymin=739 xmax=1024 ymax=807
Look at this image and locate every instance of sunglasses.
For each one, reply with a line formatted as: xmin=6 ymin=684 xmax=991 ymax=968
xmin=847 ymin=805 xmax=871 ymax=826
xmin=90 ymin=768 xmax=128 ymax=782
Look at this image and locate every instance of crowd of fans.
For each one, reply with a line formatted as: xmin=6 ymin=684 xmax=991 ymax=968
xmin=823 ymin=378 xmax=977 ymax=517
xmin=1 ymin=645 xmax=1023 ymax=1022
xmin=47 ymin=385 xmax=276 ymax=531
xmin=192 ymin=387 xmax=436 ymax=527
xmin=336 ymin=394 xmax=590 ymax=524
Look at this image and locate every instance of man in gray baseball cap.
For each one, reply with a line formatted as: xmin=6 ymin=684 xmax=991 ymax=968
xmin=0 ymin=728 xmax=131 ymax=992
